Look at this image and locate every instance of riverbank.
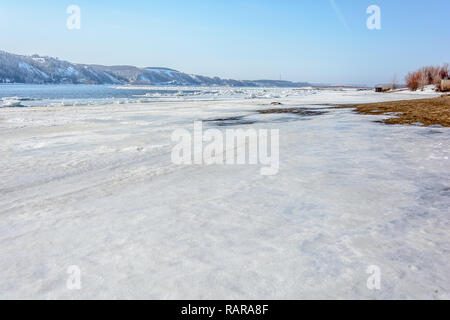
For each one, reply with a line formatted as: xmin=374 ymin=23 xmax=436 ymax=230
xmin=343 ymin=94 xmax=450 ymax=127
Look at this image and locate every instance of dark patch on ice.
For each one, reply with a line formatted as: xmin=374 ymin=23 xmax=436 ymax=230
xmin=414 ymin=128 xmax=445 ymax=137
xmin=257 ymin=107 xmax=328 ymax=116
xmin=203 ymin=116 xmax=256 ymax=126
xmin=424 ymin=129 xmax=444 ymax=135
xmin=441 ymin=187 xmax=450 ymax=197
xmin=203 ymin=107 xmax=328 ymax=126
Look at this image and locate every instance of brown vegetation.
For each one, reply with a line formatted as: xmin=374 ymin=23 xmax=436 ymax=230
xmin=441 ymin=80 xmax=450 ymax=92
xmin=406 ymin=64 xmax=449 ymax=91
xmin=339 ymin=95 xmax=450 ymax=127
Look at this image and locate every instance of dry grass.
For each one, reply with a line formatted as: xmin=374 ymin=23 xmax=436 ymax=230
xmin=441 ymin=80 xmax=450 ymax=92
xmin=339 ymin=95 xmax=450 ymax=127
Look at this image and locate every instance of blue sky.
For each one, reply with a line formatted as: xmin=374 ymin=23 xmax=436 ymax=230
xmin=1 ymin=0 xmax=449 ymax=85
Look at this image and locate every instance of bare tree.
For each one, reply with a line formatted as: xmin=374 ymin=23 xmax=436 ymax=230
xmin=391 ymin=74 xmax=398 ymax=90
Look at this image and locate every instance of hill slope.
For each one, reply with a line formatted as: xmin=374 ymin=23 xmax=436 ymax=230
xmin=0 ymin=51 xmax=310 ymax=87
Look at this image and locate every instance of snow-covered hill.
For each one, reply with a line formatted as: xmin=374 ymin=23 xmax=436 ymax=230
xmin=0 ymin=50 xmax=310 ymax=87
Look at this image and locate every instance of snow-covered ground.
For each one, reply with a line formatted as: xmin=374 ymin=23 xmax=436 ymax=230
xmin=0 ymin=88 xmax=449 ymax=299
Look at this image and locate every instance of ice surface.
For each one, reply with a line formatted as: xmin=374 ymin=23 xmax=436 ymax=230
xmin=0 ymin=88 xmax=448 ymax=299
xmin=1 ymin=85 xmax=442 ymax=108
xmin=1 ymin=97 xmax=25 ymax=107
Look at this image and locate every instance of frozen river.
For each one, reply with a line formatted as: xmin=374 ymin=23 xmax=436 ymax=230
xmin=0 ymin=87 xmax=449 ymax=299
